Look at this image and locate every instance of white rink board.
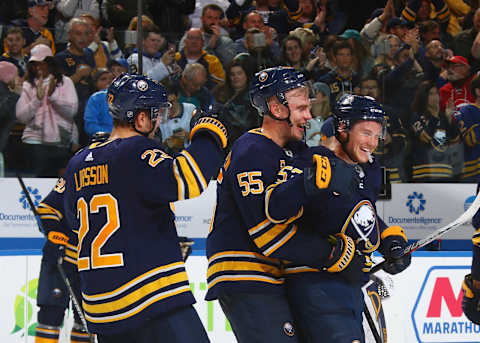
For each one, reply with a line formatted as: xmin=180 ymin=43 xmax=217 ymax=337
xmin=1 ymin=253 xmax=478 ymax=343
xmin=0 ymin=178 xmax=477 ymax=240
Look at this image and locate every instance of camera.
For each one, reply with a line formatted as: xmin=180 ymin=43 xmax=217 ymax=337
xmin=124 ymin=30 xmax=138 ymax=45
xmin=253 ymin=32 xmax=266 ymax=48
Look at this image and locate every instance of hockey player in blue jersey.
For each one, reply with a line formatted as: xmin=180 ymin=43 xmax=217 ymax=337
xmin=60 ymin=73 xmax=228 ymax=342
xmin=206 ymin=67 xmax=363 ymax=342
xmin=265 ymin=94 xmax=412 ymax=342
xmin=462 ymin=186 xmax=480 ymax=325
xmin=34 ymin=180 xmax=90 ymax=343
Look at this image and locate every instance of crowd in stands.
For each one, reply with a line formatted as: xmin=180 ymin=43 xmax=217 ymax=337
xmin=1 ymin=0 xmax=480 ymax=183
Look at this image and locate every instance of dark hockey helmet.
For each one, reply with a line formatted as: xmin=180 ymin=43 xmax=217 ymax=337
xmin=107 ymin=73 xmax=171 ymax=123
xmin=333 ymin=94 xmax=386 ymax=138
xmin=249 ymin=66 xmax=307 ymax=116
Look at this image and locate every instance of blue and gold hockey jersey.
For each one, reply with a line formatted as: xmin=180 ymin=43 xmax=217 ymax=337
xmin=37 ymin=178 xmax=78 ymax=267
xmin=206 ymin=129 xmax=333 ymax=300
xmin=265 ymin=145 xmax=387 ymax=280
xmin=454 ymin=104 xmax=480 ymax=181
xmin=62 ymin=134 xmax=223 ymax=334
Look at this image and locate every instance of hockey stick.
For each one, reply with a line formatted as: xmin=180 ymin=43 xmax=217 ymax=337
xmin=364 ymin=303 xmax=382 ymax=343
xmin=371 ymin=190 xmax=480 ymax=274
xmin=57 ymin=259 xmax=95 ymax=343
xmin=17 ymin=175 xmax=94 ymax=342
xmin=17 ymin=174 xmax=45 ymax=234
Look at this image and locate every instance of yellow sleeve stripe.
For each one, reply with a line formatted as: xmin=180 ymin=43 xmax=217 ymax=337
xmin=172 ymin=161 xmax=184 ymax=201
xmin=207 ymin=275 xmax=284 ymax=289
xmin=85 ymin=285 xmax=191 ymax=323
xmin=35 ymin=327 xmax=60 ymax=334
xmin=381 ymin=225 xmax=407 ymax=242
xmin=65 ymin=249 xmax=78 ymax=259
xmin=208 ymin=250 xmax=281 ymax=264
xmin=39 ymin=215 xmax=60 ymax=221
xmin=253 ymin=223 xmax=288 ymax=249
xmin=263 ymin=224 xmax=298 ymax=257
xmin=37 ymin=203 xmax=63 ymax=219
xmin=83 ymin=261 xmax=185 ymax=301
xmin=82 ymin=271 xmax=188 ymax=314
xmin=181 ymin=150 xmax=208 ymax=191
xmin=248 ymin=219 xmax=270 ymax=235
xmin=207 ymin=260 xmax=283 ymax=279
xmin=176 ymin=156 xmax=201 ymax=199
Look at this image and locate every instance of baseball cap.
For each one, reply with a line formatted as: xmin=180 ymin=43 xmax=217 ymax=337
xmin=446 ymin=56 xmax=470 ymax=67
xmin=28 ymin=0 xmax=51 ymax=7
xmin=107 ymin=58 xmax=129 ymax=72
xmin=29 ymin=44 xmax=53 ymax=62
xmin=320 ymin=117 xmax=335 ymax=138
xmin=339 ymin=29 xmax=362 ymax=42
xmin=369 ymin=8 xmax=384 ymax=20
xmin=386 ymin=17 xmax=408 ymax=31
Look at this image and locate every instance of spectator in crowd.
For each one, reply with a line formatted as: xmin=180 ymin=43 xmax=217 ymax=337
xmin=439 ymin=56 xmax=475 ymax=112
xmin=153 ymin=80 xmax=196 ymax=154
xmin=360 ymin=75 xmax=408 ymax=182
xmin=180 ymin=4 xmax=236 ymax=68
xmin=281 ymin=35 xmax=309 ymax=71
xmin=453 ymin=74 xmax=480 ymax=181
xmin=339 ymin=29 xmax=374 ymax=77
xmin=452 ymin=8 xmax=480 ymax=72
xmin=55 ymin=17 xmax=95 ymax=146
xmin=317 ymin=40 xmax=361 ymax=107
xmin=122 ymin=14 xmax=155 ymax=57
xmin=54 ymin=0 xmax=100 ymax=51
xmin=419 ymin=39 xmax=450 ymax=83
xmin=127 ymin=25 xmax=180 ymax=82
xmin=147 ymin=0 xmax=196 ymax=43
xmin=178 ymin=63 xmax=213 ymax=111
xmin=386 ymin=17 xmax=409 ymax=42
xmin=383 ymin=43 xmax=424 ymax=123
xmin=305 ymin=81 xmax=331 ymax=147
xmin=107 ymin=57 xmax=128 ymax=77
xmin=213 ymin=57 xmax=258 ymax=146
xmin=418 ymin=20 xmax=442 ymax=46
xmin=360 ymin=0 xmax=395 ymax=44
xmin=237 ymin=27 xmax=281 ymax=73
xmin=233 ymin=11 xmax=281 ymax=57
xmin=176 ymin=28 xmax=226 ymax=89
xmin=9 ymin=0 xmax=56 ymax=54
xmin=289 ymin=27 xmax=316 ymax=59
xmin=16 ymin=44 xmax=78 ymax=177
xmin=84 ymin=68 xmax=114 ymax=137
xmin=372 ymin=34 xmax=402 ymax=78
xmin=0 ymin=62 xmax=21 ymax=177
xmin=401 ymin=0 xmax=451 ymax=34
xmin=80 ymin=13 xmax=123 ymax=69
xmin=410 ymin=80 xmax=459 ymax=181
xmin=0 ymin=27 xmax=29 ymax=76
xmin=101 ymin=0 xmax=147 ymax=32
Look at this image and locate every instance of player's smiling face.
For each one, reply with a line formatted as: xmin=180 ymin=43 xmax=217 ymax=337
xmin=344 ymin=120 xmax=382 ymax=163
xmin=285 ymin=87 xmax=311 ymax=141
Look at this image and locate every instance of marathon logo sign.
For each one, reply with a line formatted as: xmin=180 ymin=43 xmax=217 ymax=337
xmin=412 ymin=266 xmax=480 ymax=342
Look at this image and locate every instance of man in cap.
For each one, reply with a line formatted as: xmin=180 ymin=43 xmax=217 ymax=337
xmin=439 ymin=56 xmax=475 ymax=111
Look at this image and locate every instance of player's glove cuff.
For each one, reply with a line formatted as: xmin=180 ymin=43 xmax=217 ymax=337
xmin=380 ymin=226 xmax=411 ymax=275
xmin=47 ymin=231 xmax=69 ymax=245
xmin=324 ymin=233 xmax=356 ymax=273
xmin=190 ymin=116 xmax=228 ymax=149
xmin=303 ymin=155 xmax=359 ymax=198
xmin=462 ymin=274 xmax=480 ymax=324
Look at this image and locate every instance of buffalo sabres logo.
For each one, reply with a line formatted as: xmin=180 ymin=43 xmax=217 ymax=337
xmin=283 ymin=322 xmax=295 ymax=337
xmin=54 ymin=177 xmax=66 ymax=193
xmin=137 ymin=80 xmax=149 ymax=91
xmin=342 ymin=200 xmax=378 ymax=252
xmin=258 ymin=71 xmax=268 ymax=82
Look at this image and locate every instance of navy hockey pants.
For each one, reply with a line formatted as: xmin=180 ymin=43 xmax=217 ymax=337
xmin=96 ymin=305 xmax=210 ymax=343
xmin=287 ymin=276 xmax=365 ymax=343
xmin=218 ymin=292 xmax=299 ymax=343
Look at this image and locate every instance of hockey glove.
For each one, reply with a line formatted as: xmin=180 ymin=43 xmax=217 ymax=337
xmin=42 ymin=231 xmax=69 ymax=264
xmin=303 ymin=155 xmax=359 ymax=198
xmin=323 ymin=233 xmax=370 ymax=284
xmin=189 ymin=107 xmax=228 ymax=150
xmin=462 ymin=274 xmax=480 ymax=325
xmin=179 ymin=236 xmax=194 ymax=261
xmin=380 ymin=226 xmax=411 ymax=275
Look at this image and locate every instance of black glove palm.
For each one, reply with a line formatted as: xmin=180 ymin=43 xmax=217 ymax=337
xmin=382 ymin=236 xmax=411 ymax=275
xmin=42 ymin=240 xmax=66 ymax=264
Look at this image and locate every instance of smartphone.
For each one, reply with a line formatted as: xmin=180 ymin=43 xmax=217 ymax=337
xmin=124 ymin=30 xmax=138 ymax=45
xmin=253 ymin=32 xmax=266 ymax=48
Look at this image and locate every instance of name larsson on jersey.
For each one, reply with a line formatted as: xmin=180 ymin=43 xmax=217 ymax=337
xmin=74 ymin=164 xmax=109 ymax=191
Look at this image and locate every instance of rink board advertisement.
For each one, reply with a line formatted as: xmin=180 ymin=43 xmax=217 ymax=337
xmin=0 ymin=178 xmax=477 ymax=240
xmin=0 ymin=253 xmax=477 ymax=343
